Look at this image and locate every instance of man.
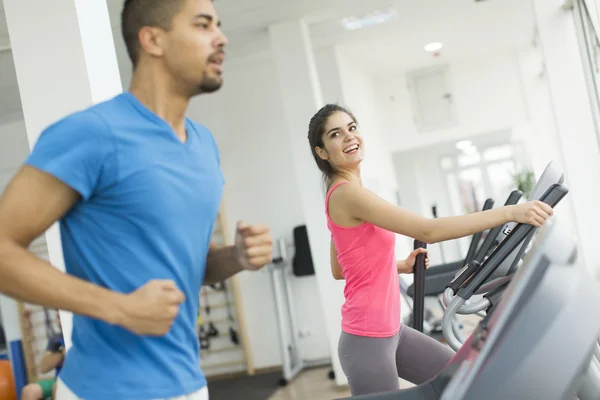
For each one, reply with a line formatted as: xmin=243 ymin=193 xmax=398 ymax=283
xmin=0 ymin=0 xmax=272 ymax=399
xmin=21 ymin=320 xmax=65 ymax=400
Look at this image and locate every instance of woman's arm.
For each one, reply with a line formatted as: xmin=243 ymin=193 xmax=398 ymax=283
xmin=331 ymin=183 xmax=552 ymax=244
xmin=330 ymin=239 xmax=344 ymax=280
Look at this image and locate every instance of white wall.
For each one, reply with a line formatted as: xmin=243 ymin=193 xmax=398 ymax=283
xmin=187 ymin=54 xmax=332 ymax=369
xmin=372 ymin=50 xmax=529 ymax=154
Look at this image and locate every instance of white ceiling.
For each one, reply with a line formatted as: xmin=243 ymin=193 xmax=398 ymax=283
xmin=0 ymin=0 xmax=536 ymax=123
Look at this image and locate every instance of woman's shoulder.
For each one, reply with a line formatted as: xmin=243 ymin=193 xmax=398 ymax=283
xmin=328 ymin=179 xmax=363 ymax=196
xmin=327 ymin=180 xmax=366 ymax=209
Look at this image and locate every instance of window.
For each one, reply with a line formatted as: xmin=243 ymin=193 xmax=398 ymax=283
xmin=440 ymin=143 xmax=519 ymax=214
xmin=483 ymin=144 xmax=513 ymax=162
xmin=438 ymin=141 xmax=524 ymax=255
xmin=575 ymin=0 xmax=600 ymax=152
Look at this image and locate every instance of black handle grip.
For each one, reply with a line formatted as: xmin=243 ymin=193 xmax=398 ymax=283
xmin=447 ymin=260 xmax=480 ymax=293
xmin=412 ymin=240 xmax=428 ymax=333
xmin=473 ymin=190 xmax=523 ymax=262
xmin=505 ymin=190 xmax=523 ymax=206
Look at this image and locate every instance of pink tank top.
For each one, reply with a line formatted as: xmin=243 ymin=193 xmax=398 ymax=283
xmin=326 ymin=181 xmax=400 ymax=338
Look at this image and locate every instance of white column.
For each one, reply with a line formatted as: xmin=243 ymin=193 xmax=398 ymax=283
xmin=268 ymin=20 xmax=349 ymax=385
xmin=531 ymin=0 xmax=600 ymax=277
xmin=3 ymin=0 xmax=123 ymax=349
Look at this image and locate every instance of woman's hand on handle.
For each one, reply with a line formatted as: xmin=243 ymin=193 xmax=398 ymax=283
xmin=507 ymin=200 xmax=554 ymax=227
xmin=397 ymin=248 xmax=429 ymax=274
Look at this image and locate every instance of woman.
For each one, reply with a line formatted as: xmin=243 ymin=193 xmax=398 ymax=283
xmin=307 ymin=104 xmax=553 ymax=396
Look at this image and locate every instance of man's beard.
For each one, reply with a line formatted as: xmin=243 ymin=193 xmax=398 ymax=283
xmin=199 ymin=74 xmax=223 ymax=93
xmin=199 ymin=51 xmax=224 ymax=94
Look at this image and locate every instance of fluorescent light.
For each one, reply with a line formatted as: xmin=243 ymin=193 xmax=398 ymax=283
xmin=424 ymin=42 xmax=443 ymax=52
xmin=462 ymin=145 xmax=478 ymax=155
xmin=455 ymin=140 xmax=472 ymax=150
xmin=341 ymin=7 xmax=398 ymax=31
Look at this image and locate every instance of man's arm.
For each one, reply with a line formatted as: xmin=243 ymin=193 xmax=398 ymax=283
xmin=203 ymin=246 xmax=244 ymax=285
xmin=38 ymin=350 xmax=65 ymax=374
xmin=0 ymin=166 xmax=127 ymax=324
xmin=203 ymin=223 xmax=274 ymax=285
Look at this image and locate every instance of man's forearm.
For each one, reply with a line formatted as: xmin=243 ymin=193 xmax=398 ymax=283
xmin=39 ymin=352 xmax=63 ymax=374
xmin=0 ymin=239 xmax=126 ymax=326
xmin=204 ymin=246 xmax=244 ymax=285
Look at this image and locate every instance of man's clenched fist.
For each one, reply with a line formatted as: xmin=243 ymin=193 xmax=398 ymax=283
xmin=234 ymin=221 xmax=273 ymax=271
xmin=119 ymin=279 xmax=185 ymax=336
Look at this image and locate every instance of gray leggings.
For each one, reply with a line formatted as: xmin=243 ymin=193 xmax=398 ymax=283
xmin=338 ymin=324 xmax=455 ymax=396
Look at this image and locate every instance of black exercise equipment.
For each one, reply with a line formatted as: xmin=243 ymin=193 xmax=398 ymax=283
xmin=412 ymin=240 xmax=428 ymax=333
xmin=292 ymin=225 xmax=315 ymax=277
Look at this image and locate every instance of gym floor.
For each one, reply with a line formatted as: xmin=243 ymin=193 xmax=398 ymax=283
xmin=266 ymin=366 xmax=415 ymax=399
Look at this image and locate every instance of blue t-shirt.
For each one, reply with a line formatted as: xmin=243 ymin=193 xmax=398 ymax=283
xmin=25 ymin=92 xmax=224 ymax=399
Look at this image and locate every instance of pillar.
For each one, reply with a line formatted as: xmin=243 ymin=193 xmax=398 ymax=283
xmin=268 ymin=20 xmax=349 ymax=385
xmin=3 ymin=0 xmax=123 ymax=374
xmin=530 ymin=0 xmax=600 ymax=277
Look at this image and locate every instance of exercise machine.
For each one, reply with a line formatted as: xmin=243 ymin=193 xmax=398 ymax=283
xmin=409 ymin=161 xmax=562 ymax=305
xmin=437 ymin=169 xmax=600 ymax=399
xmin=577 ymin=337 xmax=600 ymax=400
xmin=339 ymin=182 xmax=600 ymax=399
xmin=441 ymin=161 xmax=565 ymax=350
xmin=409 ymin=161 xmax=563 ymax=341
xmin=269 ymin=237 xmax=331 ymax=386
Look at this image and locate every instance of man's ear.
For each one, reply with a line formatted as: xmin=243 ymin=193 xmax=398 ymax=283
xmin=138 ymin=26 xmax=167 ymax=58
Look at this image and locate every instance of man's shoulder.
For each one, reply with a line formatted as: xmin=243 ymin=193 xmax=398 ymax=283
xmin=41 ymin=94 xmax=127 ymax=139
xmin=64 ymin=93 xmax=127 ymax=124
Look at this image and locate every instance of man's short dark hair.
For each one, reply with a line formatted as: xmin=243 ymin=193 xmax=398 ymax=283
xmin=121 ymin=0 xmax=186 ymax=67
